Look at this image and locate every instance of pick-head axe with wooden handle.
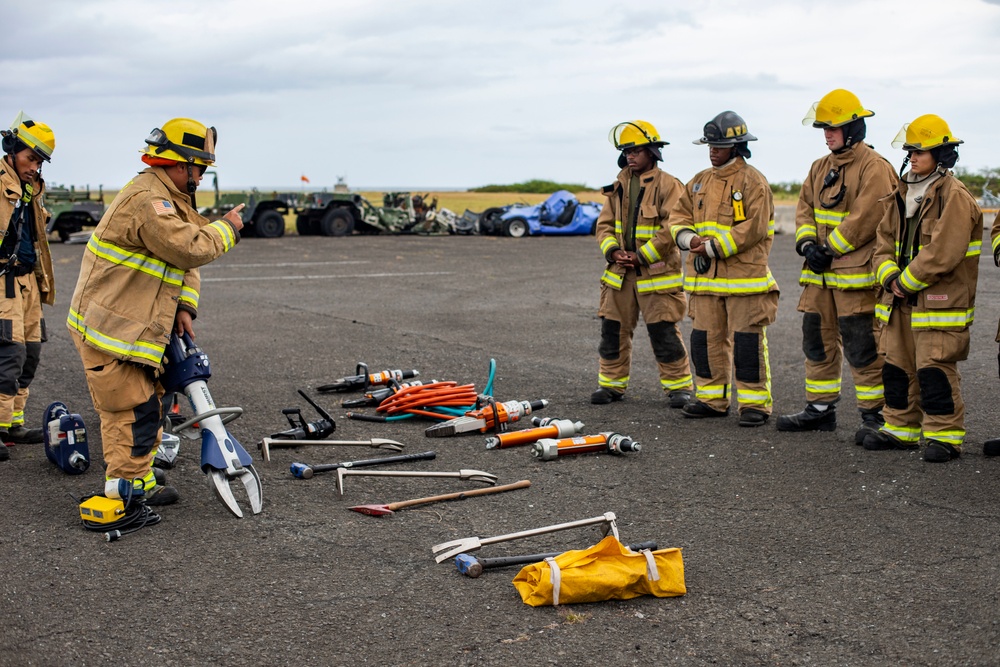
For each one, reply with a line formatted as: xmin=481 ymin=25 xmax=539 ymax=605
xmin=335 ymin=468 xmax=498 ymax=496
xmin=349 ymin=479 xmax=531 ymax=516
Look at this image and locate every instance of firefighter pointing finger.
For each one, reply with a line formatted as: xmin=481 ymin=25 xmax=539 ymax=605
xmin=865 ymin=115 xmax=982 ymax=462
xmin=591 ymin=120 xmax=693 ymax=407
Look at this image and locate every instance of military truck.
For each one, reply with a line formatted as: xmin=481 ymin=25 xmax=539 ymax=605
xmin=295 ymin=191 xmax=448 ymax=236
xmin=199 ymin=172 xmax=297 ymax=238
xmin=44 ymin=184 xmax=105 ymax=242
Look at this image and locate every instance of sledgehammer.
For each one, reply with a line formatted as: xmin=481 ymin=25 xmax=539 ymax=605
xmin=454 ymin=540 xmax=659 ymax=578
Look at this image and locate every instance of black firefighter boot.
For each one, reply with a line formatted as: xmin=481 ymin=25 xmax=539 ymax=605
xmin=776 ymin=403 xmax=836 ymax=432
xmin=7 ymin=424 xmax=44 ymax=444
xmin=854 ymin=408 xmax=885 ymax=446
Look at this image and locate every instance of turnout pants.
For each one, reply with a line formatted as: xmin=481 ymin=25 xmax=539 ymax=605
xmin=688 ymin=292 xmax=778 ymax=415
xmin=797 ymin=285 xmax=883 ymax=409
xmin=0 ymin=272 xmax=45 ymax=430
xmin=72 ymin=333 xmax=165 ymax=481
xmin=878 ymin=304 xmax=968 ymax=449
xmin=597 ymin=271 xmax=691 ymax=394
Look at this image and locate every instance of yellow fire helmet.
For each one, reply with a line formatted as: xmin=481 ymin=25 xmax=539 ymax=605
xmin=1 ymin=111 xmax=55 ymax=161
xmin=891 ymin=114 xmax=963 ymax=151
xmin=609 ymin=120 xmax=668 ymax=151
xmin=143 ymin=118 xmax=216 ymax=166
xmin=802 ymin=89 xmax=874 ymax=128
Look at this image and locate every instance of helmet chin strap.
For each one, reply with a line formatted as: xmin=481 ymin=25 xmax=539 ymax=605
xmin=186 ymin=163 xmax=198 ymax=208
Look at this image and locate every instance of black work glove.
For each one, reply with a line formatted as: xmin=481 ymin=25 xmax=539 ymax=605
xmin=693 ymin=255 xmax=712 ymax=275
xmin=994 ymin=246 xmax=1000 ymax=268
xmin=804 ymin=243 xmax=834 ymax=273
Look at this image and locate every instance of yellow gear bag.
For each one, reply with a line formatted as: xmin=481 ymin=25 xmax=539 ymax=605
xmin=511 ymin=535 xmax=686 ymax=607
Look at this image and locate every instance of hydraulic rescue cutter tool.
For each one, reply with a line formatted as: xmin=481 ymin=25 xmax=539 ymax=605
xmin=532 ymin=432 xmax=641 ymax=461
xmin=431 ymin=512 xmax=620 ymax=563
xmin=425 ymin=398 xmax=549 ymax=437
xmin=270 ymin=389 xmax=336 ymax=440
xmin=349 ymin=479 xmax=531 ymax=516
xmin=160 ymin=333 xmax=262 ymax=518
xmin=341 ymin=379 xmax=430 ymax=408
xmin=335 ymin=467 xmax=498 ymax=496
xmin=485 ymin=419 xmax=584 ymax=449
xmin=259 ymin=436 xmax=405 ymax=462
xmin=317 ymin=362 xmax=420 ymax=393
xmin=290 ymin=450 xmax=436 ymax=479
xmin=42 ymin=402 xmax=90 ymax=475
xmin=455 ymin=540 xmax=659 ymax=578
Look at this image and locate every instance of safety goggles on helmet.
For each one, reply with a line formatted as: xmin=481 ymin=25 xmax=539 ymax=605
xmin=891 ymin=114 xmax=963 ymax=151
xmin=144 ymin=118 xmax=217 ymax=166
xmin=1 ymin=111 xmax=55 ymax=162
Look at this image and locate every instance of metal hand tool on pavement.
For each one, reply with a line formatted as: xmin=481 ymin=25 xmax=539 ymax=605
xmin=335 ymin=467 xmax=498 ymax=496
xmin=425 ymin=398 xmax=549 ymax=437
xmin=349 ymin=479 xmax=531 ymax=516
xmin=160 ymin=333 xmax=262 ymax=518
xmin=454 ymin=540 xmax=658 ymax=578
xmin=431 ymin=512 xmax=620 ymax=563
xmin=485 ymin=419 xmax=584 ymax=449
xmin=269 ymin=389 xmax=336 ymax=440
xmin=259 ymin=436 xmax=405 ymax=462
xmin=290 ymin=450 xmax=436 ymax=479
xmin=532 ymin=432 xmax=641 ymax=461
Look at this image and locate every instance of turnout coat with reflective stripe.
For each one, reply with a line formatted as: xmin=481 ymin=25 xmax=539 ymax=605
xmin=68 ymin=167 xmax=239 ymax=367
xmin=795 ymin=142 xmax=895 ymax=290
xmin=0 ymin=162 xmax=55 ymax=305
xmin=596 ymin=166 xmax=685 ymax=293
xmin=872 ymin=172 xmax=982 ymax=330
xmin=668 ymin=157 xmax=778 ymax=296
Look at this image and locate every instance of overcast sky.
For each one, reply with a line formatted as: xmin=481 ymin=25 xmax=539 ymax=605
xmin=5 ymin=0 xmax=1000 ymax=192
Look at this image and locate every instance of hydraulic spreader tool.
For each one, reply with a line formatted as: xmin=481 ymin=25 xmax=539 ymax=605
xmin=317 ymin=362 xmax=419 ymax=393
xmin=160 ymin=333 xmax=262 ymax=518
xmin=532 ymin=432 xmax=641 ymax=461
xmin=425 ymin=398 xmax=549 ymax=437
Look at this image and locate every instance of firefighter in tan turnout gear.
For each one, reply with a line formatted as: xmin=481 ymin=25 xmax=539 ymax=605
xmin=68 ymin=118 xmax=244 ymax=502
xmin=863 ymin=114 xmax=982 ymax=463
xmin=592 ymin=120 xmax=692 ymax=407
xmin=669 ymin=111 xmax=779 ymax=427
xmin=776 ymin=90 xmax=896 ymax=443
xmin=0 ymin=113 xmax=56 ymax=463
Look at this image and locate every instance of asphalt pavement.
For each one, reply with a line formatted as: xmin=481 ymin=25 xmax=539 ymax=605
xmin=1 ymin=229 xmax=999 ymax=666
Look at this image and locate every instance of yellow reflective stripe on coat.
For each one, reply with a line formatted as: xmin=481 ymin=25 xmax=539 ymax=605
xmin=636 ymin=273 xmax=683 ymax=293
xmin=695 ymin=384 xmax=727 ymax=400
xmin=660 ymin=375 xmax=692 ymax=391
xmin=179 ymin=284 xmax=199 ymax=309
xmin=876 ymin=260 xmax=900 ymax=286
xmin=798 ymin=268 xmax=876 ymax=290
xmin=684 ymin=272 xmax=778 ymax=295
xmin=882 ymin=423 xmax=920 ymax=443
xmin=826 ymin=228 xmax=854 ymax=255
xmin=813 ymin=209 xmax=848 ymax=228
xmin=635 ymin=225 xmax=659 ymax=239
xmin=600 ymin=236 xmax=619 ymax=255
xmin=209 ymin=220 xmax=236 ymax=251
xmin=693 ymin=222 xmax=737 ymax=256
xmin=923 ymin=429 xmax=965 ymax=446
xmin=898 ymin=267 xmax=929 ymax=293
xmin=806 ymin=378 xmax=841 ymax=395
xmin=966 ymin=240 xmax=981 ymax=257
xmin=614 ymin=219 xmax=623 ymax=235
xmin=67 ymin=308 xmax=166 ymax=363
xmin=911 ymin=308 xmax=974 ymax=328
xmin=638 ymin=240 xmax=662 ymax=264
xmin=796 ymin=224 xmax=818 ymax=245
xmin=601 ymin=270 xmax=623 ymax=289
xmin=855 ymin=384 xmax=884 ymax=401
xmin=598 ymin=373 xmax=628 ymax=389
xmin=669 ymin=223 xmax=695 ymax=242
xmin=993 ymin=235 xmax=1000 ymax=256
xmin=86 ymin=235 xmax=184 ymax=286
xmin=875 ymin=302 xmax=892 ymax=324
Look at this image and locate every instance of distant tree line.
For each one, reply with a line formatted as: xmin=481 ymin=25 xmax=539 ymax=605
xmin=771 ymin=167 xmax=1000 ymax=201
xmin=471 ymin=179 xmax=590 ymax=194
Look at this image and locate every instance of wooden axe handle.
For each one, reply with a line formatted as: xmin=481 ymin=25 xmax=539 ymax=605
xmin=388 ymin=479 xmax=531 ymax=510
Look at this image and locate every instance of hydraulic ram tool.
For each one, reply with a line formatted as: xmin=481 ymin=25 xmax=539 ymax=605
xmin=532 ymin=432 xmax=641 ymax=461
xmin=431 ymin=512 xmax=620 ymax=563
xmin=317 ymin=362 xmax=419 ymax=393
xmin=484 ymin=419 xmax=584 ymax=449
xmin=160 ymin=333 xmax=262 ymax=518
xmin=425 ymin=398 xmax=548 ymax=437
xmin=289 ymin=450 xmax=436 ymax=479
xmin=454 ymin=540 xmax=659 ymax=578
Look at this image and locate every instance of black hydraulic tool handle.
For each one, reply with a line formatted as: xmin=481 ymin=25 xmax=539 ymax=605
xmin=312 ymin=450 xmax=436 ymax=474
xmin=480 ymin=540 xmax=659 ymax=570
xmin=297 ymin=389 xmax=335 ymax=424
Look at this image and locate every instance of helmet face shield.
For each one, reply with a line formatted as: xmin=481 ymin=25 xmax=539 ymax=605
xmin=802 ymin=102 xmax=821 ymax=127
xmin=891 ymin=115 xmax=963 ymax=151
xmin=890 ymin=124 xmax=910 ymax=150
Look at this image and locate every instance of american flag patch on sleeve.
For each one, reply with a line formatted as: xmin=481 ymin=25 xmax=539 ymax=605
xmin=151 ymin=200 xmax=174 ymax=216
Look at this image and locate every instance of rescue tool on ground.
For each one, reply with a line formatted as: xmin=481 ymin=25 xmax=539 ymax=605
xmin=270 ymin=389 xmax=336 ymax=440
xmin=289 ymin=450 xmax=436 ymax=479
xmin=317 ymin=362 xmax=420 ymax=393
xmin=77 ymin=487 xmax=161 ymax=542
xmin=160 ymin=333 xmax=262 ymax=518
xmin=454 ymin=540 xmax=658 ymax=578
xmin=42 ymin=402 xmax=89 ymax=475
xmin=348 ymin=479 xmax=531 ymax=516
xmin=335 ymin=467 xmax=498 ymax=496
xmin=258 ymin=436 xmax=405 ymax=462
xmin=431 ymin=512 xmax=620 ymax=563
xmin=484 ymin=418 xmax=584 ymax=449
xmin=341 ymin=379 xmax=429 ymax=408
xmin=424 ymin=398 xmax=549 ymax=437
xmin=532 ymin=433 xmax=641 ymax=461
